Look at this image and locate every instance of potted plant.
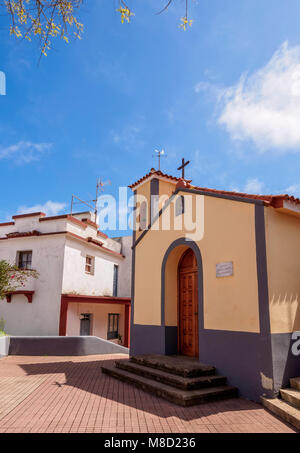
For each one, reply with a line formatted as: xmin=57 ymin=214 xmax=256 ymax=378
xmin=0 ymin=317 xmax=10 ymax=357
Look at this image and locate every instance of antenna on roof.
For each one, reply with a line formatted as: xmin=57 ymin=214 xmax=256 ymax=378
xmin=70 ymin=178 xmax=111 ymax=218
xmin=70 ymin=195 xmax=94 ymax=216
xmin=152 ymin=149 xmax=167 ymax=171
xmin=94 ymin=178 xmax=111 ymax=217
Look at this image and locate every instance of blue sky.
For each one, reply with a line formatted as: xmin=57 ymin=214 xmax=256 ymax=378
xmin=1 ymin=0 xmax=300 ymax=234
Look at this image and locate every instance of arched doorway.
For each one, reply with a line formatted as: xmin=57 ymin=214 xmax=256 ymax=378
xmin=178 ymin=248 xmax=199 ymax=357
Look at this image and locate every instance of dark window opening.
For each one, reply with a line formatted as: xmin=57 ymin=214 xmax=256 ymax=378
xmin=107 ymin=313 xmax=120 ymax=340
xmin=18 ymin=251 xmax=32 ymax=270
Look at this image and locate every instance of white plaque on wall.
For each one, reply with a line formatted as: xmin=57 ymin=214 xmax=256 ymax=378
xmin=216 ymin=261 xmax=233 ymax=277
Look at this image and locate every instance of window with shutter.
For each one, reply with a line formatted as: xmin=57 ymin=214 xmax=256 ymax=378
xmin=17 ymin=251 xmax=32 ymax=270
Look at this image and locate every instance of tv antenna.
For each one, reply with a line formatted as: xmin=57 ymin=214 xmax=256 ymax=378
xmin=70 ymin=178 xmax=111 ymax=218
xmin=152 ymin=149 xmax=167 ymax=171
xmin=94 ymin=178 xmax=111 ymax=217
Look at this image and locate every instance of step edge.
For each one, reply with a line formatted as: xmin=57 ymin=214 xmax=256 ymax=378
xmin=116 ymin=361 xmax=225 ymax=383
xmin=102 ymin=365 xmax=237 ymax=400
xmin=130 ymin=357 xmax=216 ymax=377
xmin=280 ymin=389 xmax=300 ymax=408
xmin=261 ymin=397 xmax=300 ymax=429
xmin=290 ymin=377 xmax=300 ymax=390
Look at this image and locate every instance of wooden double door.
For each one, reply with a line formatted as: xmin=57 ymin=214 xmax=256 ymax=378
xmin=178 ymin=249 xmax=199 ymax=357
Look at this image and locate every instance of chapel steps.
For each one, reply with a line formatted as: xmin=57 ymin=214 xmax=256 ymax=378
xmin=101 ymin=354 xmax=238 ymax=407
xmin=261 ymin=377 xmax=300 ymax=431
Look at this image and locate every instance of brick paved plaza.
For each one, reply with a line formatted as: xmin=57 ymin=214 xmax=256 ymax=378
xmin=0 ymin=354 xmax=297 ymax=433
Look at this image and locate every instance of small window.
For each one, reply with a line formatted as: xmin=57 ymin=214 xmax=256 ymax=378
xmin=175 ymin=195 xmax=185 ymax=216
xmin=107 ymin=313 xmax=120 ymax=340
xmin=113 ymin=265 xmax=118 ymax=297
xmin=18 ymin=251 xmax=32 ymax=270
xmin=85 ymin=255 xmax=95 ymax=274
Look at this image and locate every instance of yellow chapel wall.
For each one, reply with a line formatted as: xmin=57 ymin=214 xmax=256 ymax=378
xmin=158 ymin=180 xmax=176 ymax=210
xmin=264 ymin=208 xmax=300 ymax=333
xmin=134 ymin=178 xmax=177 ymax=241
xmin=133 ymin=191 xmax=260 ymax=333
xmin=134 ymin=180 xmax=150 ymax=242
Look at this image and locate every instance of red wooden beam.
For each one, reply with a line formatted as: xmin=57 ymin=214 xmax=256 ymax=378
xmin=62 ymin=294 xmax=131 ymax=305
xmin=124 ymin=304 xmax=131 ymax=348
xmin=6 ymin=291 xmax=34 ymax=303
xmin=59 ymin=296 xmax=68 ymax=336
xmin=59 ymin=294 xmax=131 ymax=337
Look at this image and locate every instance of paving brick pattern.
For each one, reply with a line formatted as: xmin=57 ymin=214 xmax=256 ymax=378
xmin=0 ymin=354 xmax=297 ymax=433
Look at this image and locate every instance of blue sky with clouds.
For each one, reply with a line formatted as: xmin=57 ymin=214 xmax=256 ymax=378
xmin=1 ymin=0 xmax=300 ymax=233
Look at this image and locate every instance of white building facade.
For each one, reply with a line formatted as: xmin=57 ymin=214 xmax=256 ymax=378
xmin=0 ymin=211 xmax=132 ymax=346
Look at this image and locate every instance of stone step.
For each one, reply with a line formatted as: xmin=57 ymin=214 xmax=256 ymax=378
xmin=102 ymin=365 xmax=238 ymax=406
xmin=280 ymin=388 xmax=300 ymax=409
xmin=130 ymin=354 xmax=215 ymax=378
xmin=290 ymin=377 xmax=300 ymax=391
xmin=261 ymin=397 xmax=300 ymax=431
xmin=115 ymin=359 xmax=227 ymax=391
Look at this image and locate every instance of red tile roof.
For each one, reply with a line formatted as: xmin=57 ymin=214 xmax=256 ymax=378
xmin=129 ymin=168 xmax=300 ymax=207
xmin=192 ymin=186 xmax=300 ymax=207
xmin=128 ymin=168 xmax=182 ymax=189
xmin=0 ymin=211 xmax=108 ymax=238
xmin=12 ymin=212 xmax=46 ymax=219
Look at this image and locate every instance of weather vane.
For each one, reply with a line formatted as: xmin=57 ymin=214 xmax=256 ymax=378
xmin=153 ymin=149 xmax=167 ymax=171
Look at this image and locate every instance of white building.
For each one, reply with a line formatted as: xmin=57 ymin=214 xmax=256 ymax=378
xmin=0 ymin=211 xmax=132 ymax=346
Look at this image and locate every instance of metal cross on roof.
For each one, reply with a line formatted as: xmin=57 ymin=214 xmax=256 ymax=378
xmin=177 ymin=158 xmax=190 ymax=179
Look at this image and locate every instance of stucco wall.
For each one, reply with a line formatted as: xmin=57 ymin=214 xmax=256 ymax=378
xmin=113 ymin=235 xmax=132 ymax=297
xmin=0 ymin=211 xmax=131 ymax=336
xmin=133 ymin=192 xmax=260 ymax=333
xmin=265 ymin=208 xmax=300 ymax=333
xmin=0 ymin=235 xmax=65 ymax=335
xmin=158 ymin=180 xmax=177 ymax=210
xmin=62 ymin=236 xmax=124 ymax=296
xmin=66 ymin=302 xmax=125 ymax=342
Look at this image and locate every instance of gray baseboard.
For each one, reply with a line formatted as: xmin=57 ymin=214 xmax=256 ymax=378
xmin=9 ymin=336 xmax=129 ymax=356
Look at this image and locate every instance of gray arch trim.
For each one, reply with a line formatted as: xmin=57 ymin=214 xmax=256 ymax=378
xmin=161 ymin=237 xmax=204 ymax=335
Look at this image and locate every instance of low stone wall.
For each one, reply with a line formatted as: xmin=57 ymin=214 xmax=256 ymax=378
xmin=0 ymin=336 xmax=10 ymax=357
xmin=9 ymin=336 xmax=129 ymax=356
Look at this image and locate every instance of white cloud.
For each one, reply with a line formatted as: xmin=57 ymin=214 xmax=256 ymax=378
xmin=217 ymin=42 xmax=300 ymax=150
xmin=228 ymin=178 xmax=265 ymax=194
xmin=285 ymin=183 xmax=300 ymax=197
xmin=17 ymin=201 xmax=66 ymax=217
xmin=243 ymin=178 xmax=265 ymax=194
xmin=0 ymin=141 xmax=51 ymax=164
